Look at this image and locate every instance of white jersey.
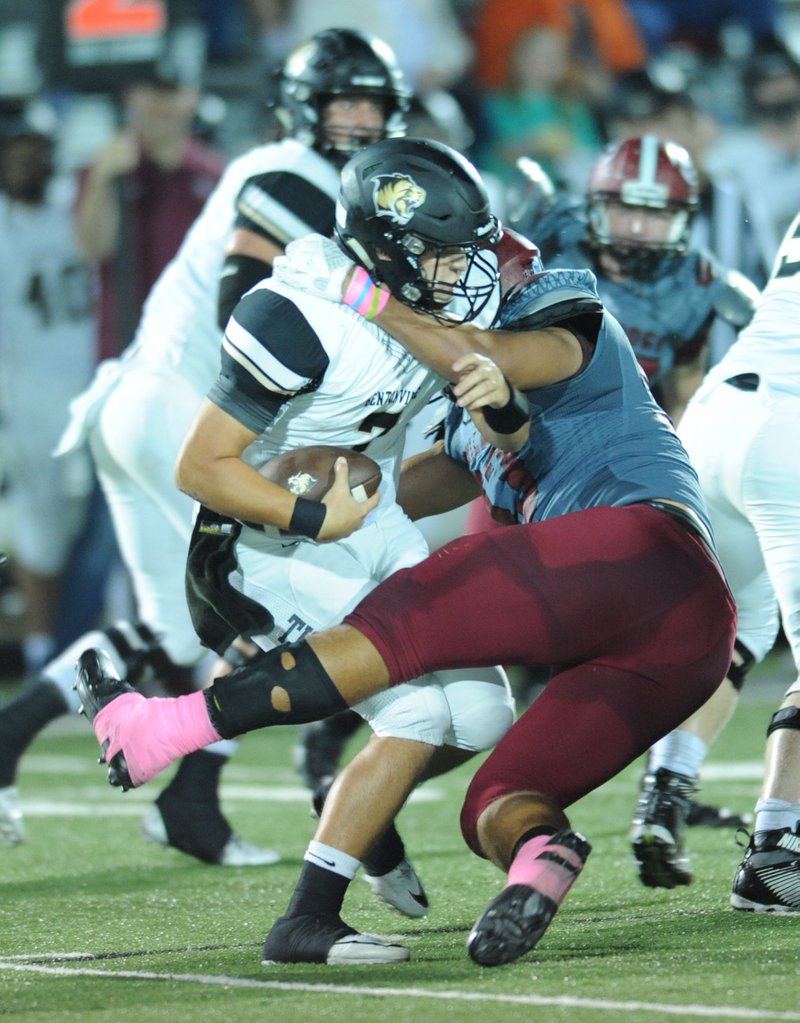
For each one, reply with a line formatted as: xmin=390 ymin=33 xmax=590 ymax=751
xmin=52 ymin=138 xmax=344 ymax=666
xmin=127 ymin=138 xmax=341 ymax=393
xmin=696 ymin=211 xmax=800 ymax=401
xmin=0 ymin=177 xmax=96 ymax=575
xmin=215 ymin=256 xmax=446 ymax=508
xmin=0 ymin=177 xmax=95 ymax=419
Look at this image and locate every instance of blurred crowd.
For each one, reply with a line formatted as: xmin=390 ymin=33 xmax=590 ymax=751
xmin=1 ymin=0 xmax=799 ymax=678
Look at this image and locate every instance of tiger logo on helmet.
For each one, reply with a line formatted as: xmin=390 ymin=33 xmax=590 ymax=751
xmin=372 ymin=173 xmax=426 ymax=225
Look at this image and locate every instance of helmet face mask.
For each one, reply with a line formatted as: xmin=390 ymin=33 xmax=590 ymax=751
xmin=335 ymin=137 xmax=502 ymax=323
xmin=278 ymin=30 xmax=411 ymax=166
xmin=587 ymin=135 xmax=699 ymax=279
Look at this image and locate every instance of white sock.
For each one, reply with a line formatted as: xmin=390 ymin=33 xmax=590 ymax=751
xmin=648 ymin=730 xmax=708 ymax=780
xmin=39 ymin=630 xmax=130 ymax=713
xmin=305 ymin=840 xmax=360 ymax=879
xmin=754 ymin=798 xmax=800 ymax=834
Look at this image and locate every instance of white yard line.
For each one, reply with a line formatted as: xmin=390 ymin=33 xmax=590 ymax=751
xmin=0 ymin=957 xmax=797 ymax=1020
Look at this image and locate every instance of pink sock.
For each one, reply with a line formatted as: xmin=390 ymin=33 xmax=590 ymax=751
xmin=506 ymin=832 xmax=586 ymax=904
xmin=94 ymin=690 xmax=223 ymax=787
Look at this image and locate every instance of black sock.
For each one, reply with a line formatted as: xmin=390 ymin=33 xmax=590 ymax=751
xmin=512 ymin=825 xmax=558 ymax=861
xmin=284 ymin=861 xmax=351 ymax=919
xmin=361 ymin=822 xmax=406 ymax=877
xmin=153 ymin=750 xmax=232 ymax=862
xmin=159 ymin=748 xmax=227 ymax=804
xmin=0 ymin=681 xmax=67 ymax=786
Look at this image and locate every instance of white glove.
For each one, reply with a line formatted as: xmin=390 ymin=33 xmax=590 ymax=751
xmin=272 ymin=234 xmax=355 ymax=302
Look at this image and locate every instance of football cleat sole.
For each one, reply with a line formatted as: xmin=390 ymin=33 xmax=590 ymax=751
xmin=467 ymin=884 xmax=557 ymax=967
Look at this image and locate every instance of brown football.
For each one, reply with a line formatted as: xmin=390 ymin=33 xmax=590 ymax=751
xmin=259 ymin=445 xmax=382 ymax=503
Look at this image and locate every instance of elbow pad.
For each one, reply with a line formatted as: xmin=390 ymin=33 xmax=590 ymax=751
xmin=217 ymin=254 xmax=273 ymax=329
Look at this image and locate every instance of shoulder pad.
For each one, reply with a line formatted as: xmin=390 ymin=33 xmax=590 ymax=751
xmin=712 ymin=268 xmax=759 ymax=328
xmin=499 ymin=268 xmax=603 ymax=330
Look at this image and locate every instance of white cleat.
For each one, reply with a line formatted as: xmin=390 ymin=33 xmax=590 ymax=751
xmin=0 ymin=785 xmax=25 ymax=846
xmin=364 ymin=857 xmax=429 ymax=918
xmin=326 ymin=932 xmax=410 ymax=965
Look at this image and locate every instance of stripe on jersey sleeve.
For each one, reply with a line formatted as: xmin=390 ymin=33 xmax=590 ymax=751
xmin=223 ymin=290 xmax=329 ymax=394
xmin=234 ymin=171 xmax=336 ymax=244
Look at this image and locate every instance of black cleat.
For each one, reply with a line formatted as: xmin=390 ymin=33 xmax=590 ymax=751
xmin=262 ymin=912 xmax=409 ymax=965
xmin=686 ymin=798 xmax=752 ymax=829
xmin=731 ymin=828 xmax=800 ymax=913
xmin=630 ymin=768 xmax=695 ymax=888
xmin=74 ymin=649 xmax=136 ymax=791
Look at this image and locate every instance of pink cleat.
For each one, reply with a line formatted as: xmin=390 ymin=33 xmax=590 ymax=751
xmin=467 ymin=829 xmax=592 ymax=966
xmin=75 ymin=649 xmax=221 ymax=789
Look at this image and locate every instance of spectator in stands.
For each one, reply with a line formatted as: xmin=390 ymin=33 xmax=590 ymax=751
xmin=0 ymin=116 xmax=96 ymax=673
xmin=75 ymin=65 xmax=226 ymax=358
xmin=705 ymin=46 xmax=800 ymax=274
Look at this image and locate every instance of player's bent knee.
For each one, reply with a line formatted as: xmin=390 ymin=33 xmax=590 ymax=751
xmin=439 ymin=667 xmax=516 ymax=751
xmin=449 ymin=695 xmax=516 ymax=751
xmin=357 ymin=683 xmax=453 ymax=745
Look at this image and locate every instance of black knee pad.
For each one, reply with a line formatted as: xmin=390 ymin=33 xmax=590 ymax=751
xmin=204 ymin=640 xmax=348 ymax=738
xmin=728 ymin=638 xmax=755 ymax=692
xmin=767 ymin=706 xmax=800 ymax=738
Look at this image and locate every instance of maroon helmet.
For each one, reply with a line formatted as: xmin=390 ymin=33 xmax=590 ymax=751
xmin=587 ymin=135 xmax=699 ymax=277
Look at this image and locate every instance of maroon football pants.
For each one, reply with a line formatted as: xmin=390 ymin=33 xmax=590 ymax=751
xmin=344 ymin=503 xmax=737 ymax=856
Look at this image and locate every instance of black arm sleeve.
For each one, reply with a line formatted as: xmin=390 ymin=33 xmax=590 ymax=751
xmin=218 ymin=254 xmax=273 ymax=330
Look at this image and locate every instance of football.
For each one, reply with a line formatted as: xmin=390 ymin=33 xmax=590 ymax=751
xmin=259 ymin=445 xmax=382 ymax=504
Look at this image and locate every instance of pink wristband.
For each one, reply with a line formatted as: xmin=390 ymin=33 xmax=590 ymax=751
xmin=343 ymin=266 xmax=391 ymax=319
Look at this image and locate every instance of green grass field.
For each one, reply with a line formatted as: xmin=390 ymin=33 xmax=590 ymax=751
xmin=2 ymin=652 xmax=799 ymax=1023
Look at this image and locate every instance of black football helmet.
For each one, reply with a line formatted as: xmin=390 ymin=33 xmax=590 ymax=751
xmin=277 ymin=29 xmax=411 ymax=165
xmin=587 ymin=135 xmax=699 ymax=279
xmin=335 ymin=137 xmax=502 ymax=322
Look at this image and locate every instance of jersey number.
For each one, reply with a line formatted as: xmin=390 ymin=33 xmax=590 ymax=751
xmin=352 ymin=411 xmax=402 ymax=451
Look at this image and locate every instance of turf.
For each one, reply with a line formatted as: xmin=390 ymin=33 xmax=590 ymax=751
xmin=1 ymin=651 xmax=798 ymax=1023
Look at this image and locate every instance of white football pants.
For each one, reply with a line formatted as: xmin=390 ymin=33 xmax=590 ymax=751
xmin=679 ymin=380 xmax=800 ymax=692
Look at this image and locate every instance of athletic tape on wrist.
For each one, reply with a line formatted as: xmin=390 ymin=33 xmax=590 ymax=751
xmin=482 ymin=379 xmax=530 ymax=433
xmin=289 ymin=497 xmax=326 ymax=539
xmin=343 ymin=266 xmax=391 ymax=319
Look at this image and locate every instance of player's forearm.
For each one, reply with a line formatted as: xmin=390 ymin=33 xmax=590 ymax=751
xmin=374 ymin=298 xmax=491 ymax=380
xmin=470 ymin=408 xmax=530 ymax=453
xmin=175 ymin=451 xmax=297 ymax=530
xmin=374 ymin=298 xmax=581 ymax=391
